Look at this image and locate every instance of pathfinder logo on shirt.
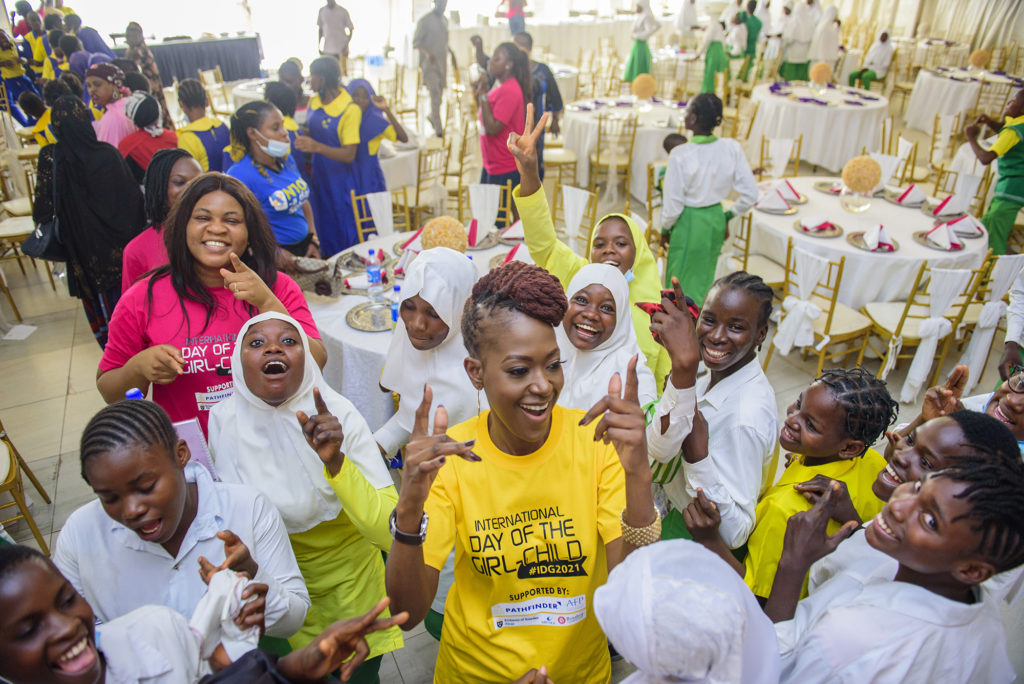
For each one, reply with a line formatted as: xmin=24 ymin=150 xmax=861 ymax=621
xmin=469 ymin=506 xmax=587 ymax=579
xmin=490 ymin=595 xmax=587 ymax=630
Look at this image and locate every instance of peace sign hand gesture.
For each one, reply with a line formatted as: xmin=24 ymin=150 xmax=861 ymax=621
xmin=221 ymin=252 xmax=277 ymax=312
xmin=579 ymin=355 xmax=649 ymax=476
xmin=506 ymin=103 xmax=549 ymax=197
xmin=397 ymin=385 xmax=481 ymax=518
xmin=921 ymin=364 xmax=967 ymax=422
xmin=297 ymin=386 xmax=346 ymax=477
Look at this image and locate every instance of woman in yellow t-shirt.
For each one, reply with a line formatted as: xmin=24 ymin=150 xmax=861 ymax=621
xmin=385 ymin=261 xmax=659 ymax=684
xmin=209 ymin=312 xmax=403 ymax=682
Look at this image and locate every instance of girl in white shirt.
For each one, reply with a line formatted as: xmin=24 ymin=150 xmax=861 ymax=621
xmin=848 ymin=30 xmax=893 ymax=90
xmin=624 ymin=0 xmax=661 ymax=82
xmin=653 ymin=271 xmax=778 ymax=547
xmin=660 ymin=93 xmax=758 ymax=304
xmin=779 ymin=1 xmax=814 ymax=80
xmin=53 ymin=400 xmax=310 ymax=639
xmin=807 ymin=5 xmax=840 ymax=66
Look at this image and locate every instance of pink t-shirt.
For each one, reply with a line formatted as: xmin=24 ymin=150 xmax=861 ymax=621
xmin=121 ymin=226 xmax=169 ymax=293
xmin=480 ymin=79 xmax=525 ymax=175
xmin=99 ymin=272 xmax=320 ymax=436
xmin=93 ymin=97 xmax=135 ymax=148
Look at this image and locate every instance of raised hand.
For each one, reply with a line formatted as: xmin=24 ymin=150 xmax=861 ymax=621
xmin=235 ymin=582 xmax=268 ymax=632
xmin=296 ymin=386 xmax=346 ymax=476
xmin=999 ymin=342 xmax=1023 ymax=381
xmin=293 ymin=134 xmax=319 ymax=154
xmin=197 ymin=530 xmax=259 ymax=582
xmin=276 ymin=598 xmax=409 ymax=682
xmin=512 ymin=666 xmax=555 ymax=684
xmin=221 ymin=252 xmax=276 ymax=311
xmin=793 ymin=475 xmax=860 ymax=525
xmin=682 ymin=488 xmax=721 ymax=544
xmin=921 ymin=364 xmax=967 ymax=421
xmin=370 ymin=94 xmax=389 ymax=110
xmin=779 ymin=483 xmax=859 ymax=572
xmin=964 ymin=122 xmax=981 ymax=140
xmin=506 ymin=103 xmax=550 ymax=195
xmin=651 ymin=277 xmax=700 ymax=389
xmin=398 ymin=385 xmax=481 ymax=514
xmin=580 ymin=355 xmax=648 ymax=475
xmin=132 ymin=344 xmax=184 ymax=384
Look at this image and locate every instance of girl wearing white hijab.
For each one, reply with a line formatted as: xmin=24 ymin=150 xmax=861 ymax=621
xmin=780 ymin=1 xmax=814 ymax=80
xmin=676 ymin=0 xmax=699 ymax=49
xmin=808 ymin=5 xmax=840 ymax=65
xmin=625 ymin=0 xmax=662 ymax=82
xmin=375 ymin=247 xmax=483 ymax=458
xmin=595 ymin=540 xmax=782 ymax=684
xmin=557 ymin=264 xmax=698 ymax=464
xmin=849 ymin=30 xmax=893 ymax=90
xmin=209 ymin=311 xmax=403 ymax=675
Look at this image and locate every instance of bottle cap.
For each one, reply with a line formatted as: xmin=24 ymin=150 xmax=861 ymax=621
xmin=125 ymin=388 xmax=144 ymax=400
xmin=393 ymin=285 xmax=400 ymax=292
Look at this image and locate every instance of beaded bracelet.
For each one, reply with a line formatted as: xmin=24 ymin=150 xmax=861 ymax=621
xmin=620 ymin=509 xmax=662 ymax=547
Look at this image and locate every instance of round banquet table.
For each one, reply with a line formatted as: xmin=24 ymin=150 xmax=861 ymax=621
xmin=305 ymin=231 xmax=511 ymax=431
xmin=903 ymin=67 xmax=1023 ymax=133
xmin=748 ymin=83 xmax=888 ymax=172
xmin=562 ymin=97 xmax=688 ymax=201
xmin=378 ymin=141 xmax=421 ymax=191
xmin=232 ymin=78 xmax=271 ymax=109
xmin=748 ymin=176 xmax=988 ymax=309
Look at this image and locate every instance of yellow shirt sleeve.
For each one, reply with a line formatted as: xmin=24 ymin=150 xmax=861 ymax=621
xmin=596 ymin=442 xmax=627 ymax=544
xmin=989 ymin=126 xmax=1022 ymax=157
xmin=177 ymin=130 xmax=210 ymax=171
xmin=512 ymin=185 xmax=587 ymax=290
xmin=338 ymin=103 xmax=362 ymax=146
xmin=325 ymin=459 xmax=398 ymax=551
xmin=422 ymin=467 xmax=458 ymax=571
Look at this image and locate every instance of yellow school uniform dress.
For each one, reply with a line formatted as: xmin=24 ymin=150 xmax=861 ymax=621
xmin=743 ymin=449 xmax=886 ymax=599
xmin=30 ymin=107 xmax=55 ymax=146
xmin=423 ymin=406 xmax=626 ymax=684
xmin=41 ymin=51 xmax=67 ymax=81
xmin=177 ymin=115 xmax=231 ymax=172
xmin=0 ymin=46 xmax=25 ymax=78
xmin=23 ymin=31 xmax=46 ymax=66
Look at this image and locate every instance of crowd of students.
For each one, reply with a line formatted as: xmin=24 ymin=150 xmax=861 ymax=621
xmin=1 ymin=4 xmax=1024 ymax=684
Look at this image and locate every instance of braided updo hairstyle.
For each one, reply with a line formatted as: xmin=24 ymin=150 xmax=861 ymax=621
xmin=461 ymin=261 xmax=567 ymax=358
xmin=687 ymin=92 xmax=723 ymax=132
xmin=816 ymin=368 xmax=898 ymax=455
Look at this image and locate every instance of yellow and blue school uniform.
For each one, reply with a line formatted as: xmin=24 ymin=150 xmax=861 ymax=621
xmin=41 ymin=47 xmax=67 ymax=82
xmin=22 ymin=30 xmax=46 ymax=67
xmin=177 ymin=115 xmax=231 ymax=172
xmin=227 ymin=154 xmax=311 ymax=248
xmin=743 ymin=449 xmax=887 ymax=599
xmin=0 ymin=45 xmax=37 ymax=126
xmin=30 ymin=107 xmax=56 ymax=146
xmin=282 ymin=114 xmax=311 ymax=184
xmin=306 ymin=90 xmax=361 ymax=256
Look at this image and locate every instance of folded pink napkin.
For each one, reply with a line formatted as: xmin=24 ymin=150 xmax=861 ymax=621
xmin=774 ymin=179 xmax=801 ymax=202
xmin=896 ymin=184 xmax=926 ymax=204
xmin=401 ymin=227 xmax=425 ymax=250
xmin=756 ymin=189 xmax=791 ymax=211
xmin=940 ymin=214 xmax=985 ymax=238
xmin=502 ymin=220 xmax=525 ymax=239
xmin=864 ymin=224 xmax=895 ymax=252
xmin=925 ymin=223 xmax=964 ymax=250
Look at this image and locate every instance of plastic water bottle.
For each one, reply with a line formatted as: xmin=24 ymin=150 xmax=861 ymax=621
xmin=366 ymin=249 xmax=384 ymax=303
xmin=125 ymin=388 xmax=144 ymax=400
xmin=390 ymin=285 xmax=401 ymax=325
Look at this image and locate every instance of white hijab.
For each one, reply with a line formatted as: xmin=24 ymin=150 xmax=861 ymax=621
xmin=676 ymin=0 xmax=697 ymax=33
xmin=556 ymin=264 xmax=657 ymax=411
xmin=633 ymin=0 xmax=662 ymax=41
xmin=808 ymin=5 xmax=839 ymax=61
xmin=595 ymin=540 xmax=781 ymax=684
xmin=785 ymin=2 xmax=815 ymax=42
xmin=209 ymin=312 xmax=393 ymax=534
xmin=379 ymin=247 xmax=482 ymax=439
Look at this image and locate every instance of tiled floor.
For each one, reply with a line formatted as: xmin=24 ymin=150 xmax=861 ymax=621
xmin=0 ymin=116 xmax=1008 ymax=681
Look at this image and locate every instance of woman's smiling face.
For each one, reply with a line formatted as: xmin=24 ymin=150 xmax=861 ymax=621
xmin=589 ymin=217 xmax=636 ymax=275
xmin=696 ymin=284 xmax=766 ymax=376
xmin=563 ymin=283 xmax=616 ymax=351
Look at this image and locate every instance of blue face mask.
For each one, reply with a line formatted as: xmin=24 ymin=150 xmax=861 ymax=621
xmin=623 ymin=268 xmax=635 ymax=283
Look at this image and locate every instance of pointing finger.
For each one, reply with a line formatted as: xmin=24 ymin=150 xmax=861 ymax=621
xmin=313 ymin=386 xmax=330 ymax=415
xmin=413 ymin=385 xmax=434 ymax=437
xmin=229 ymin=252 xmax=251 ymax=272
xmin=623 ymin=355 xmax=640 ymax=403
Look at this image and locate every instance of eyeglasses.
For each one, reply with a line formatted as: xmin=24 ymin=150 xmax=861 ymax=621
xmin=1008 ymin=365 xmax=1024 ymax=393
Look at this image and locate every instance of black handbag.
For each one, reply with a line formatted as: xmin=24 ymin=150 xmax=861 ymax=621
xmin=21 ymin=152 xmax=67 ymax=262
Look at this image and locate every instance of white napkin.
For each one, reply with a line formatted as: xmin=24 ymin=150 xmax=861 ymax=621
xmin=469 ymin=184 xmax=501 ymax=234
xmin=773 ymin=179 xmax=801 ymax=202
xmin=799 ymin=216 xmax=832 ymax=232
xmin=501 ymin=243 xmax=536 ymax=265
xmin=400 ymin=227 xmax=424 ymax=251
xmin=344 ymin=273 xmax=370 ymax=289
xmin=925 ymin=223 xmax=964 ymax=250
xmin=931 ymin=193 xmax=967 ymax=217
xmin=863 ymin=224 xmax=895 ymax=251
xmin=768 ymin=138 xmax=794 ymax=179
xmin=870 ymin=153 xmax=902 ymax=191
xmin=562 ymin=185 xmax=590 ymax=242
xmin=756 ymin=189 xmax=791 ymax=211
xmin=896 ymin=136 xmax=915 ymax=162
xmin=502 ymin=220 xmax=525 ymax=239
xmin=189 ymin=570 xmax=261 ymax=661
xmin=350 ymin=242 xmax=380 ymax=263
xmin=896 ymin=184 xmax=926 ymax=204
xmin=943 ymin=214 xmax=986 ymax=237
xmin=365 ymin=191 xmax=394 ymax=237
xmin=394 ymin=247 xmax=415 ymax=274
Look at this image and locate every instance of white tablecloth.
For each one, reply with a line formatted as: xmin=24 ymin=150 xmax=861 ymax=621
xmin=903 ymin=67 xmax=1022 ymax=133
xmin=307 ymin=232 xmax=510 ymax=430
xmin=562 ymin=98 xmax=688 ymax=201
xmin=551 ymin=63 xmax=579 ymax=102
xmin=749 ymin=176 xmax=988 ymax=309
xmin=837 ymin=48 xmax=863 ymax=85
xmin=379 ymin=144 xmax=421 ymax=191
xmin=231 ymin=79 xmax=271 ymax=109
xmin=748 ymin=83 xmax=888 ymax=172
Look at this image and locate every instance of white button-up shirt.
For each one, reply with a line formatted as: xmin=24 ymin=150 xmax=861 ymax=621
xmin=660 ymin=137 xmax=759 ymax=230
xmin=777 ymin=572 xmax=1015 ymax=683
xmin=656 ymin=359 xmax=778 ymax=548
xmin=97 ymin=605 xmax=208 ymax=684
xmin=54 ymin=462 xmax=309 ymax=638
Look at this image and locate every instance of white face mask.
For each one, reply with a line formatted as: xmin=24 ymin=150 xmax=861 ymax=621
xmin=256 ymin=130 xmax=291 ymax=159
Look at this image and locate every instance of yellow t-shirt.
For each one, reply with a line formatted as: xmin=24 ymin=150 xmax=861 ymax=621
xmin=0 ymin=46 xmax=24 ymax=78
xmin=989 ymin=114 xmax=1024 ymax=157
xmin=743 ymin=448 xmax=887 ymax=599
xmin=423 ymin=407 xmax=626 ymax=684
xmin=367 ymin=124 xmax=397 ymax=156
xmin=31 ymin=107 xmax=55 ymax=146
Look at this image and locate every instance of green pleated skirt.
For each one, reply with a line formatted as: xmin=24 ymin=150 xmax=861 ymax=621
xmin=623 ymin=39 xmax=653 ymax=81
xmin=665 ymin=202 xmax=726 ymax=305
xmin=779 ymin=61 xmax=810 ymax=81
xmin=701 ymin=41 xmax=731 ymax=92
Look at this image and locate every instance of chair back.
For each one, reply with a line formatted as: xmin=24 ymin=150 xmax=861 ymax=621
xmin=892 ymin=136 xmax=918 ymax=186
xmin=932 ymin=164 xmax=992 ymax=216
xmin=890 ymin=48 xmax=914 ymax=84
xmin=929 ymin=112 xmax=961 ymax=167
xmin=552 ymin=182 xmax=598 ymax=247
xmin=758 ymin=135 xmax=802 ymax=180
xmin=975 ymin=80 xmax=1013 ymax=115
xmin=414 ymin=147 xmax=447 ymax=205
xmin=197 ymin=66 xmax=231 ymax=116
xmin=594 ymin=113 xmax=639 ymax=164
xmin=646 ymin=161 xmax=666 ymax=226
xmin=779 ymin=238 xmax=845 ymax=335
xmin=351 ymin=188 xmax=412 ymax=242
xmin=729 ymin=213 xmax=756 ymax=271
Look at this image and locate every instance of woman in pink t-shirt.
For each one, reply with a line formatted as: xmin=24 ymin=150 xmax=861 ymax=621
xmin=85 ymin=63 xmax=134 ymax=147
xmin=473 ymin=42 xmax=529 ymax=220
xmin=121 ymin=148 xmax=204 ymax=292
xmin=98 ymin=172 xmax=327 ymax=436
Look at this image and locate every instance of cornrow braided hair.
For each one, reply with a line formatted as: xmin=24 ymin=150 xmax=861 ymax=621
xmin=143 ymin=148 xmax=194 ymax=227
xmin=946 ymin=409 xmax=1020 ymax=466
xmin=688 ymin=92 xmax=723 ymax=131
xmin=79 ymin=400 xmax=178 ymax=483
xmin=461 ymin=261 xmax=567 ymax=357
xmin=177 ymin=78 xmax=207 ymax=110
xmin=714 ymin=271 xmax=774 ymax=327
xmin=816 ymin=367 xmax=898 ymax=455
xmin=229 ymin=100 xmax=275 ymax=159
xmin=938 ymin=456 xmax=1024 ymax=573
xmin=0 ymin=544 xmax=48 ymax=583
